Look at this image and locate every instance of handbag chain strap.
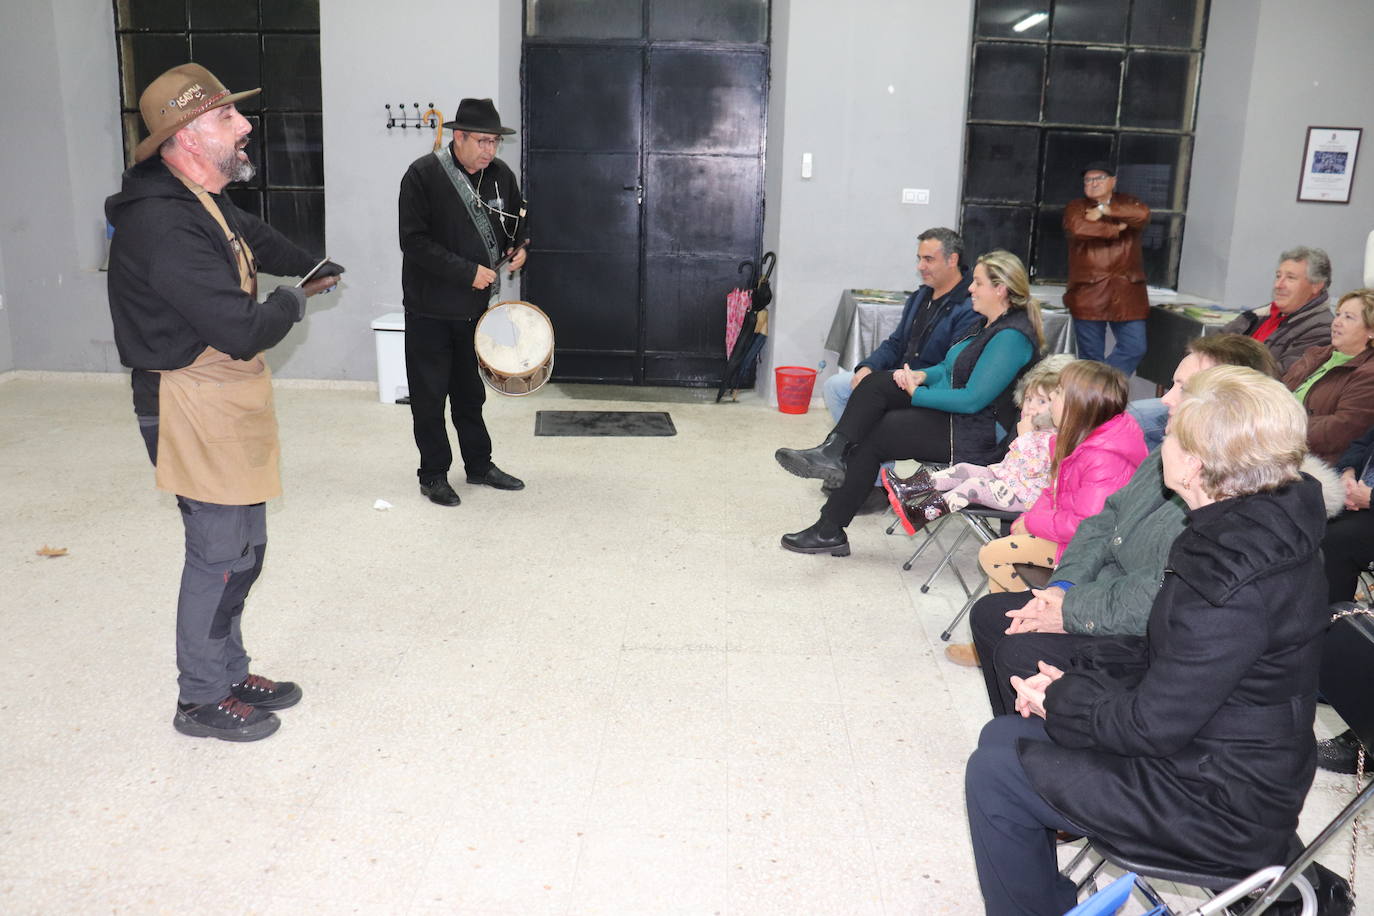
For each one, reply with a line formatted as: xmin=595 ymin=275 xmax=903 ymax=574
xmin=1329 ymin=605 xmax=1372 ymax=894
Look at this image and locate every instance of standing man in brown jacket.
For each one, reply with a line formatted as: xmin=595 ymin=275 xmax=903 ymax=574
xmin=1063 ymin=161 xmax=1151 ymax=375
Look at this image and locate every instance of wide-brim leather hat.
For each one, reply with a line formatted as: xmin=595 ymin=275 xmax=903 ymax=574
xmin=443 ymin=98 xmax=516 ymax=135
xmin=134 ymin=63 xmax=261 ymax=163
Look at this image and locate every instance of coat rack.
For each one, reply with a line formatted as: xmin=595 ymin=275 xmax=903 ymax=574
xmin=385 ymin=102 xmax=438 ymax=131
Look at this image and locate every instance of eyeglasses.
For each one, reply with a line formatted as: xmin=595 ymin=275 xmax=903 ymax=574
xmin=1083 ymin=175 xmax=1112 ymax=185
xmin=464 ymin=133 xmax=503 ymax=150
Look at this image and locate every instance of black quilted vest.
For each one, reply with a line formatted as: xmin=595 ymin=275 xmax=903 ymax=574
xmin=946 ymin=306 xmax=1040 ymax=465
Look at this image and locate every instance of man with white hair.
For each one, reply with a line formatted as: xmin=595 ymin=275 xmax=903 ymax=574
xmin=1221 ymin=245 xmax=1334 ymax=373
xmin=106 ymin=64 xmax=340 ymax=741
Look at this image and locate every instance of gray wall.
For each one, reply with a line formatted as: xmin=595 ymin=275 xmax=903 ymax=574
xmin=1181 ymin=0 xmax=1374 ymax=307
xmin=2 ymin=0 xmax=1371 ymax=383
xmin=766 ymin=0 xmax=973 ymax=392
xmin=0 ymin=0 xmax=122 ymax=373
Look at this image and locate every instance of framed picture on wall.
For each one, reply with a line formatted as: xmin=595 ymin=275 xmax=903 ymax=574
xmin=1297 ymin=126 xmax=1362 ymax=203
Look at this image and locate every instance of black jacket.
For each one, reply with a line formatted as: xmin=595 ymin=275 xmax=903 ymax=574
xmin=1023 ymin=476 xmax=1328 ymax=877
xmin=398 ymin=147 xmax=529 ymax=321
xmin=856 ymin=270 xmax=978 ymax=374
xmin=105 ymin=156 xmax=317 ymax=414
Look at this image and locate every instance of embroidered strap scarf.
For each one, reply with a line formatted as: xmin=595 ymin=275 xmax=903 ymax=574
xmin=434 ymin=148 xmax=500 ymax=302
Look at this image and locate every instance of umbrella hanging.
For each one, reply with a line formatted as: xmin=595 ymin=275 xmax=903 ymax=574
xmin=725 ymin=260 xmax=755 ymax=357
xmin=717 ymin=251 xmax=777 ymax=402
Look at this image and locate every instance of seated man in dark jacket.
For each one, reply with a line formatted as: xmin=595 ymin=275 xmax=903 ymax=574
xmin=822 ymin=226 xmax=978 ymax=421
xmin=1220 ymin=245 xmax=1334 ymax=373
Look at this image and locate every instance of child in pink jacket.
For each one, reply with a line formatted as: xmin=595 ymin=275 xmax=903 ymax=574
xmin=979 ymin=360 xmax=1147 ymax=592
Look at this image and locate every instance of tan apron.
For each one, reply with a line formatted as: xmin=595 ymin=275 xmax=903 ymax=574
xmin=154 ymin=168 xmax=281 ymax=505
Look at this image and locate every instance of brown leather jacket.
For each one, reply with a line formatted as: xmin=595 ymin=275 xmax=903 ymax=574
xmin=1062 ymin=192 xmax=1151 ymax=322
xmin=1283 ymin=344 xmax=1374 ymax=464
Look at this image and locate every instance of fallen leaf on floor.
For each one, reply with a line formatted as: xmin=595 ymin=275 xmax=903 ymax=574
xmin=37 ymin=545 xmax=69 ymax=558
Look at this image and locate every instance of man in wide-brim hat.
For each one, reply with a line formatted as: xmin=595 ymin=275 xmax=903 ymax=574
xmin=398 ymin=97 xmax=530 ymax=507
xmin=105 ymin=63 xmax=341 ymax=742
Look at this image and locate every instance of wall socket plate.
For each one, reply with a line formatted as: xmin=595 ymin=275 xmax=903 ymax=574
xmin=902 ymin=188 xmax=930 ymax=205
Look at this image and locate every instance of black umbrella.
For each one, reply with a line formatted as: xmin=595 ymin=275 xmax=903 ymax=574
xmin=717 ymin=251 xmax=777 ymax=402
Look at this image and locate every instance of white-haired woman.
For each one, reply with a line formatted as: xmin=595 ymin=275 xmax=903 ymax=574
xmin=964 ymin=366 xmax=1329 ymax=915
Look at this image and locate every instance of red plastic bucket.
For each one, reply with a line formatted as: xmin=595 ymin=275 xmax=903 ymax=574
xmin=774 ymin=366 xmax=818 ymax=414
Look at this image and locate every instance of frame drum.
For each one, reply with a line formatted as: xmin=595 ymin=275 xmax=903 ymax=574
xmin=474 ymin=300 xmax=555 ymax=396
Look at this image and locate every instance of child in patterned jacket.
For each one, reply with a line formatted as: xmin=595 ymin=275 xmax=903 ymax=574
xmin=882 ymin=354 xmax=1072 ymax=535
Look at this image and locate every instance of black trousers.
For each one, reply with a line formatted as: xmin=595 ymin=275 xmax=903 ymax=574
xmin=822 ymin=372 xmax=954 ymax=528
xmin=969 ymin=593 xmax=1141 ymax=718
xmin=966 ymin=715 xmax=1085 ymax=915
xmin=1322 ymin=508 xmax=1374 ymax=603
xmin=404 ymin=312 xmax=493 ymax=481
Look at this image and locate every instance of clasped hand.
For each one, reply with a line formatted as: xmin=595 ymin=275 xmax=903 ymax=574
xmin=1004 ymin=587 xmax=1067 ymax=635
xmin=892 ymin=363 xmax=925 ymax=396
xmin=1010 ymin=661 xmax=1064 ymax=719
xmin=1341 ymin=469 xmax=1371 ymax=512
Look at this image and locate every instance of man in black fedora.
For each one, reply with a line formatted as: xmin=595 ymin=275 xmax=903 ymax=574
xmin=399 ymin=97 xmax=530 ymax=506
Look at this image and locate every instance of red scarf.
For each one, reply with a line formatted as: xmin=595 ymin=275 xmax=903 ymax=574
xmin=1251 ymin=303 xmax=1284 ymax=342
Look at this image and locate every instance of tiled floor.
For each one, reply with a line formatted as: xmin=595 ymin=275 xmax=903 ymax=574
xmin=0 ymin=374 xmax=1369 ymax=914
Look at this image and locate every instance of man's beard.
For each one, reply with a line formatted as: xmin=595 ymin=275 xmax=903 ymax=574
xmin=207 ymin=136 xmax=255 ymax=183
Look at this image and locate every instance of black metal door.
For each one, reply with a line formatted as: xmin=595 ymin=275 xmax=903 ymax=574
xmin=522 ymin=6 xmax=769 ymax=386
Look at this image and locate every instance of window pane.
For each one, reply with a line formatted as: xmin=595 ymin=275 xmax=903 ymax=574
xmin=961 ymin=204 xmax=1034 ymax=266
xmin=649 ymin=0 xmax=767 ymax=42
xmin=1042 ymin=131 xmax=1114 ymax=204
xmin=120 ymin=34 xmax=190 ymax=110
xmin=266 ymin=190 xmax=325 ymax=253
xmin=1034 ymin=206 xmax=1067 ymax=282
xmin=1118 ymin=133 xmax=1189 ymax=210
xmin=116 ymin=0 xmax=187 ymax=31
xmin=121 ymin=113 xmax=148 ymax=165
xmin=969 ymin=43 xmax=1044 ymax=122
xmin=1141 ymin=213 xmax=1183 ymax=287
xmin=189 ymin=33 xmax=261 ymax=113
xmin=190 ymin=0 xmax=256 ymax=30
xmin=1051 ymin=0 xmax=1127 ymax=43
xmin=1130 ymin=0 xmax=1204 ymax=49
xmin=525 ymin=0 xmax=642 ymax=39
xmin=966 ymin=125 xmax=1041 ymax=203
xmin=262 ymin=0 xmax=319 ymax=30
xmin=239 ymin=114 xmax=263 ymax=188
xmin=265 ymin=113 xmax=323 ymax=187
xmin=1044 ymin=47 xmax=1122 ymax=126
xmin=974 ymin=0 xmax=1048 ymax=40
xmin=1122 ymin=51 xmax=1196 ymax=130
xmin=262 ymin=35 xmax=320 ymax=110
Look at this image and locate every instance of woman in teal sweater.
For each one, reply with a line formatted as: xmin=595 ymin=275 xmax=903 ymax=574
xmin=777 ymin=250 xmax=1044 ymax=556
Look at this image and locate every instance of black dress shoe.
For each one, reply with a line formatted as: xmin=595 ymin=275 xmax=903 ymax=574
xmin=467 ymin=465 xmax=525 ymax=490
xmin=420 ymin=478 xmax=461 ymax=506
xmin=781 ymin=521 xmax=850 ymax=556
xmin=1316 ymin=728 xmax=1365 ymax=775
xmin=775 ymin=432 xmax=849 ymax=487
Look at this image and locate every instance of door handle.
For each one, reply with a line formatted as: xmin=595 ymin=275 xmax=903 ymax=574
xmin=622 ymin=183 xmax=643 ymax=206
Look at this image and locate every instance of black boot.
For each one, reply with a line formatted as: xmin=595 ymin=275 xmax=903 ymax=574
xmin=781 ymin=519 xmax=850 ymax=556
xmin=775 ymin=432 xmax=849 ymax=487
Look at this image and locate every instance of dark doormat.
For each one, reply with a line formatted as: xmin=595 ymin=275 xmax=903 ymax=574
xmin=534 ymin=410 xmax=676 ymax=437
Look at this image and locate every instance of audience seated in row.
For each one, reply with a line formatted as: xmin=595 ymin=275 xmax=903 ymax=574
xmin=965 ymin=365 xmax=1334 ymax=914
xmin=775 ymin=250 xmax=1043 ymax=558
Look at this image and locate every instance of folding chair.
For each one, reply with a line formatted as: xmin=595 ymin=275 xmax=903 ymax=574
xmin=1064 ymin=602 xmax=1374 ymax=915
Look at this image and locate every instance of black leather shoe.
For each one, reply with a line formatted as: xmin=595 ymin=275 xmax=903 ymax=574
xmin=775 ymin=432 xmax=849 ymax=487
xmin=467 ymin=465 xmax=525 ymax=490
xmin=1317 ymin=728 xmax=1365 ymax=775
xmin=781 ymin=521 xmax=850 ymax=556
xmin=420 ymin=478 xmax=461 ymax=506
xmin=173 ymin=696 xmax=279 ymax=742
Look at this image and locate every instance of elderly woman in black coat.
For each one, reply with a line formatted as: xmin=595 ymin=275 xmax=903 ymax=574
xmin=963 ymin=365 xmax=1328 ymax=916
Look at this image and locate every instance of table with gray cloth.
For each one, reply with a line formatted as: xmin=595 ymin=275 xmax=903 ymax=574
xmin=1134 ymin=304 xmax=1236 ymax=388
xmin=825 ymin=289 xmax=1076 ymax=370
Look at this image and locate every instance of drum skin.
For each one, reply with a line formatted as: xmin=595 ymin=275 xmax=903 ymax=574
xmin=474 ymin=301 xmax=555 ymax=396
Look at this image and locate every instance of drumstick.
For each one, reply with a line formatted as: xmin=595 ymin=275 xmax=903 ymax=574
xmin=494 ymin=240 xmax=529 ymax=270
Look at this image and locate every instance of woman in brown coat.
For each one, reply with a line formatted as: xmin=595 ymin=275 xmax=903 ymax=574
xmin=1282 ymin=288 xmax=1374 ymax=464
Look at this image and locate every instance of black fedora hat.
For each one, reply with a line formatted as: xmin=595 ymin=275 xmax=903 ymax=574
xmin=1082 ymin=160 xmax=1116 ymax=177
xmin=443 ymin=98 xmax=515 ymax=135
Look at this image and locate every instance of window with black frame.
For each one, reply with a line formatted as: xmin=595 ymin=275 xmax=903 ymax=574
xmin=113 ymin=0 xmax=325 ymax=254
xmin=961 ymin=0 xmax=1208 ymax=288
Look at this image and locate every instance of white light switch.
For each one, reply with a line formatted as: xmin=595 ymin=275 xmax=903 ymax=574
xmin=901 ymin=188 xmax=917 ymax=204
xmin=801 ymin=153 xmax=813 ymax=179
xmin=915 ymin=188 xmax=930 ymax=204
